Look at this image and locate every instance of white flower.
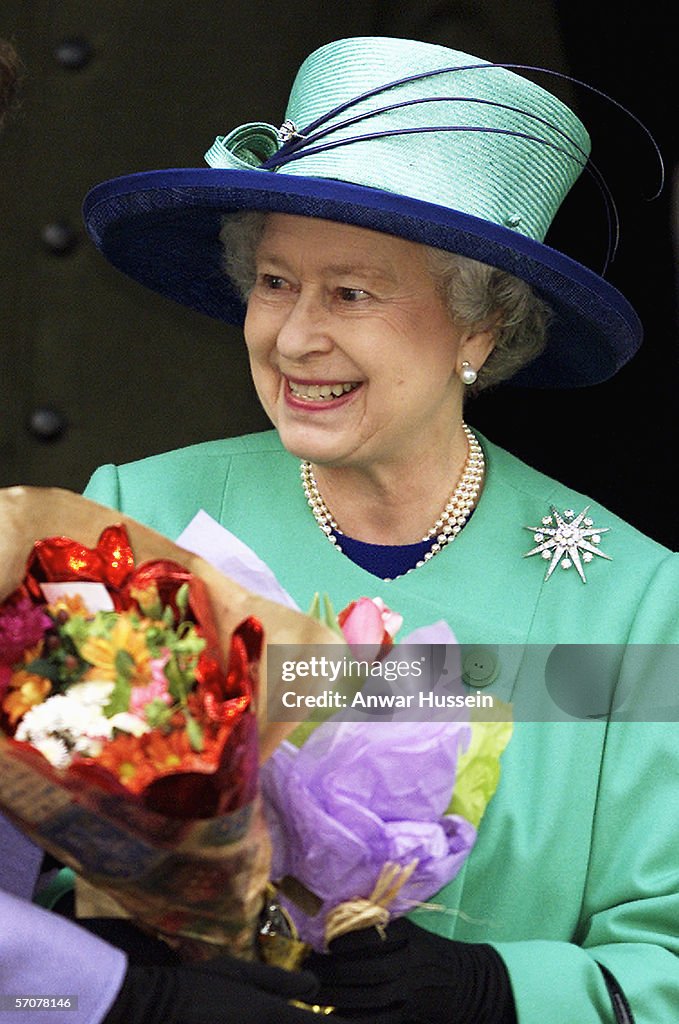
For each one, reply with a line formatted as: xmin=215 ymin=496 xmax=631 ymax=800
xmin=72 ymin=735 xmax=106 ymax=757
xmin=66 ymin=679 xmax=115 ymax=708
xmin=15 ymin=693 xmax=113 ymax=768
xmin=108 ymin=712 xmax=151 ymax=737
xmin=28 ymin=736 xmax=71 ymax=770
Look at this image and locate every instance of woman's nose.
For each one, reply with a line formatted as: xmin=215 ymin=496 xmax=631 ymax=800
xmin=275 ymin=292 xmax=334 ymax=360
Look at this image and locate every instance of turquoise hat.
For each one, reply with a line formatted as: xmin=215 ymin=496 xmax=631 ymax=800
xmin=83 ymin=36 xmax=642 ymax=387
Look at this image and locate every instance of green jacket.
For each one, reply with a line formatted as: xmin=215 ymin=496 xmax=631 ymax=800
xmin=85 ymin=429 xmax=679 ymax=1024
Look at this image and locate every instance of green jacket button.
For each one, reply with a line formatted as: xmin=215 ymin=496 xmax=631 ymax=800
xmin=462 ymin=646 xmax=499 ymax=687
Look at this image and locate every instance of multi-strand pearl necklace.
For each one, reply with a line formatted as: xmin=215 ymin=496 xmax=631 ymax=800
xmin=300 ymin=423 xmax=485 ymax=577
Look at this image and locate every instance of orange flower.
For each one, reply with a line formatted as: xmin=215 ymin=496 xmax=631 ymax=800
xmin=3 ymin=670 xmax=52 ymax=725
xmin=80 ymin=615 xmax=151 ymax=684
xmin=94 ymin=723 xmax=204 ymax=792
xmin=46 ymin=593 xmax=89 ymax=618
xmin=93 ymin=733 xmax=156 ymax=791
xmin=144 ymin=728 xmax=197 ymax=772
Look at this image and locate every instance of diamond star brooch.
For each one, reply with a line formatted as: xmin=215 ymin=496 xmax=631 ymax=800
xmin=523 ymin=505 xmax=611 ymax=583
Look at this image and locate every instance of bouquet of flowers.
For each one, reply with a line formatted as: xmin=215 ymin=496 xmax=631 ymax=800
xmin=154 ymin=513 xmax=514 ymax=960
xmin=261 ymin=595 xmax=513 ymax=954
xmin=0 ymin=486 xmax=336 ymax=960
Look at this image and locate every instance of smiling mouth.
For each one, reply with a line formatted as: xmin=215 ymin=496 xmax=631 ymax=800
xmin=287 ymin=380 xmax=361 ymax=401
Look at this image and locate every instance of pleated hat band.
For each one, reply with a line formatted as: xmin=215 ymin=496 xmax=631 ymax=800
xmin=205 ymin=36 xmax=591 ymax=245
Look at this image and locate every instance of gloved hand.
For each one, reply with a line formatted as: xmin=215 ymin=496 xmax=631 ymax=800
xmin=306 ymin=917 xmax=517 ymax=1024
xmin=84 ymin=918 xmax=342 ymax=1024
xmin=80 ymin=917 xmax=183 ymax=965
xmin=103 ymin=952 xmax=340 ymax=1024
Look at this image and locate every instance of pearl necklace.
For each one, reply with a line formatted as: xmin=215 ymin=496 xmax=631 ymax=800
xmin=300 ymin=424 xmax=485 ymax=578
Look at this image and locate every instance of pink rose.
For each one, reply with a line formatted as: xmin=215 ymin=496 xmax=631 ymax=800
xmin=337 ymin=597 xmax=403 ymax=660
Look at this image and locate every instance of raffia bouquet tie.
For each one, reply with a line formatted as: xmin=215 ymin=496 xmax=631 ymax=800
xmin=324 ymin=860 xmax=419 ymax=946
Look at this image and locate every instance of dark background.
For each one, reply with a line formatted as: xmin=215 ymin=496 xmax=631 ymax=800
xmin=1 ymin=2 xmax=676 ymax=547
xmin=472 ymin=3 xmax=678 ymax=549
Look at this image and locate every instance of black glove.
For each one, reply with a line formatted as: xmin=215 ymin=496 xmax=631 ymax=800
xmin=103 ymin=953 xmax=342 ymax=1024
xmin=80 ymin=917 xmax=182 ymax=965
xmin=307 ymin=917 xmax=517 ymax=1024
xmin=84 ymin=919 xmax=342 ymax=1024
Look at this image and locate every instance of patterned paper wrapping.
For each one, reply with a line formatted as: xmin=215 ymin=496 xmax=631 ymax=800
xmin=0 ymin=486 xmax=337 ymax=959
xmin=0 ymin=736 xmax=269 ymax=958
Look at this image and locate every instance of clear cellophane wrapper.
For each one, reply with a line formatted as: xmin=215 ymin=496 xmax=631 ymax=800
xmin=0 ymin=486 xmax=335 ymax=961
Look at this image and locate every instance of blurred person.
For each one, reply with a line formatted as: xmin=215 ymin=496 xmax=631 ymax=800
xmin=0 ymin=38 xmax=19 ymax=126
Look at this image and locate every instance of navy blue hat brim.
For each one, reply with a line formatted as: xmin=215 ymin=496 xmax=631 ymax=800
xmin=83 ymin=167 xmax=642 ymax=388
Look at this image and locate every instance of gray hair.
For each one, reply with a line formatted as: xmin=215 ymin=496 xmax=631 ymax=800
xmin=219 ymin=211 xmax=551 ymax=393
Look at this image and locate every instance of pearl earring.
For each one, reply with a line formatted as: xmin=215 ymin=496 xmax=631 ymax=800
xmin=460 ymin=361 xmax=478 ymax=386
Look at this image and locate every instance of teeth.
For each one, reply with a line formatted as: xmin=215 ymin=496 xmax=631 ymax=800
xmin=288 ymin=380 xmax=359 ymax=401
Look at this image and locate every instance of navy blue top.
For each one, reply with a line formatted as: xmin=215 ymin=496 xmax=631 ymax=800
xmin=334 ymin=532 xmax=431 ymax=579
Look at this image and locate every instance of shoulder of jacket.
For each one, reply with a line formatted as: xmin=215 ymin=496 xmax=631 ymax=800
xmin=117 ymin=430 xmax=285 ymax=475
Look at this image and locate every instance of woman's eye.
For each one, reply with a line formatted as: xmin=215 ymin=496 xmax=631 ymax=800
xmin=259 ymin=274 xmax=288 ymax=290
xmin=338 ymin=287 xmax=370 ymax=303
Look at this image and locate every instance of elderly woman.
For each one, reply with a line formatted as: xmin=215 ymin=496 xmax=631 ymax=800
xmin=82 ymin=37 xmax=679 ymax=1024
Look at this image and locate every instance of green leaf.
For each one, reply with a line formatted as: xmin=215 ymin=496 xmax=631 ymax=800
xmin=172 ymin=627 xmax=205 ymax=657
xmin=306 ymin=593 xmax=343 ymax=635
xmin=144 ymin=699 xmax=175 ymax=729
xmin=105 ymin=677 xmax=132 ymax=718
xmin=322 ymin=594 xmax=343 ymax=636
xmin=164 ymin=655 xmax=190 ymax=702
xmin=175 ymin=583 xmax=190 ymax=620
xmin=114 ymin=649 xmax=136 ymax=681
xmin=23 ymin=658 xmax=59 ymax=682
xmin=447 ymin=717 xmax=514 ymax=828
xmin=287 ymin=720 xmax=322 ymax=748
xmin=184 ymin=712 xmax=204 ymax=752
xmin=60 ymin=613 xmax=92 ymax=647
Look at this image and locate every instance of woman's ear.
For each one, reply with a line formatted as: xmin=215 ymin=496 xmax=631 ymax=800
xmin=456 ymin=318 xmax=498 ymax=378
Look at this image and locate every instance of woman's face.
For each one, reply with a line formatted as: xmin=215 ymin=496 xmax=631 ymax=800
xmin=244 ymin=214 xmax=487 ymax=472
